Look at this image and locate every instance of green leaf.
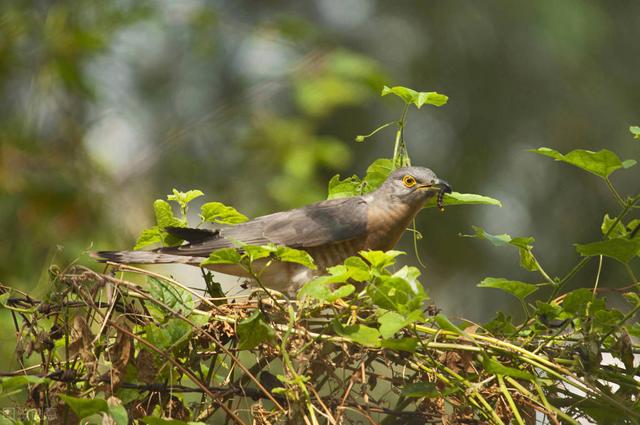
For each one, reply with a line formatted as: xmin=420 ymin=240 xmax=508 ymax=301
xmin=151 ymin=199 xmax=186 ymax=246
xmin=0 ymin=375 xmax=46 ymax=393
xmin=378 ymin=309 xmax=423 ymax=338
xmin=0 ymin=292 xmax=10 ymax=308
xmin=378 ymin=311 xmax=408 ymax=339
xmin=59 ymin=395 xmax=109 ymax=419
xmin=145 ymin=318 xmax=191 ymax=349
xmin=146 ymin=277 xmax=194 ymax=321
xmin=562 ymin=288 xmax=593 ymax=315
xmin=360 ymin=250 xmax=404 ymax=270
xmin=529 ymin=147 xmax=636 ymax=178
xmin=425 ymin=192 xmax=502 ymax=209
xmin=362 ymin=158 xmax=394 ymax=193
xmin=434 ymin=313 xmax=467 ymax=337
xmin=413 ymin=91 xmax=449 ymax=108
xmin=400 ymin=382 xmax=440 ymax=398
xmin=482 ymin=356 xmax=535 ymax=381
xmin=380 ymin=337 xmax=419 ymax=352
xmin=154 ymin=200 xmax=185 ymax=228
xmin=200 ymin=202 xmax=248 ymax=225
xmin=341 ymin=256 xmax=371 ymax=282
xmin=142 ymin=417 xmax=207 ymax=425
xmin=623 ymin=292 xmax=640 ymax=307
xmin=478 ymin=277 xmax=538 ymax=301
xmin=237 ymin=311 xmax=275 ymax=350
xmin=368 ymin=275 xmax=426 ymax=314
xmin=601 ymin=214 xmax=626 ymax=238
xmin=243 ymin=244 xmax=275 ymax=262
xmin=463 ymin=227 xmax=539 ymax=272
xmin=133 ymin=227 xmax=164 ymax=250
xmin=275 ymin=246 xmax=317 ymax=269
xmin=381 ymin=85 xmax=448 ymax=108
xmin=518 ymin=248 xmax=538 ymax=272
xmin=534 ymin=301 xmax=563 ymax=322
xmin=167 ymin=189 xmax=204 ymax=208
xmin=107 ymin=404 xmax=128 ymax=425
xmin=483 ymin=312 xmax=516 ymax=335
xmin=298 ymin=277 xmax=355 ymax=302
xmin=630 ymin=126 xmax=640 ymax=140
xmin=575 ymin=238 xmax=640 ymax=264
xmin=201 ymin=248 xmax=242 ymax=266
xmin=333 ymin=320 xmax=381 ymax=347
xmin=327 ymin=174 xmax=362 ymax=199
xmin=626 ymin=323 xmax=640 ymax=338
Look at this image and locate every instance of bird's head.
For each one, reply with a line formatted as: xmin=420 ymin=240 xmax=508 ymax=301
xmin=379 ymin=166 xmax=452 ymax=207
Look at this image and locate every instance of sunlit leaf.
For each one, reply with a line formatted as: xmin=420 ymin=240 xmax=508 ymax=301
xmin=167 ymin=189 xmax=204 ymax=208
xmin=298 ymin=278 xmax=355 ymax=303
xmin=333 ymin=320 xmax=381 ymax=347
xmin=381 ymin=85 xmax=448 ymax=108
xmin=360 ymin=250 xmax=404 ymax=270
xmin=200 ymin=202 xmax=248 ymax=225
xmin=478 ymin=277 xmax=538 ymax=301
xmin=601 ymin=214 xmax=627 ymax=239
xmin=425 ymin=192 xmax=502 ymax=209
xmin=530 ymin=147 xmax=636 ymax=178
xmin=201 ymin=248 xmax=242 ymax=266
xmin=368 ymin=275 xmax=426 ymax=314
xmin=237 ymin=311 xmax=275 ymax=350
xmin=378 ymin=310 xmax=407 ymax=339
xmin=327 ymin=174 xmax=362 ymax=199
xmin=154 ymin=200 xmax=184 ymax=228
xmin=133 ymin=227 xmax=164 ymax=250
xmin=362 ymin=158 xmax=394 ymax=193
xmin=630 ymin=126 xmax=640 ymax=140
xmin=575 ymin=238 xmax=640 ymax=264
xmin=275 ymin=246 xmax=317 ymax=269
xmin=378 ymin=309 xmax=423 ymax=338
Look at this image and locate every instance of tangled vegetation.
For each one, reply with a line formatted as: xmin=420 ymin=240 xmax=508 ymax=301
xmin=1 ymin=87 xmax=639 ymax=424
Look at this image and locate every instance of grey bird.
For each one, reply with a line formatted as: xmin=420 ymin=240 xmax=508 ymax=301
xmin=95 ymin=166 xmax=451 ymax=294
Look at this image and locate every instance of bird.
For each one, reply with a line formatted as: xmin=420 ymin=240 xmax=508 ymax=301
xmin=95 ymin=166 xmax=451 ymax=295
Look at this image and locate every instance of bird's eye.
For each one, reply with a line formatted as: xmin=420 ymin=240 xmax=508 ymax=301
xmin=402 ymin=175 xmax=417 ymax=188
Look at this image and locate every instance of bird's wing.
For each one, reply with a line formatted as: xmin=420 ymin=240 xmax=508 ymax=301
xmin=162 ymin=196 xmax=369 ymax=256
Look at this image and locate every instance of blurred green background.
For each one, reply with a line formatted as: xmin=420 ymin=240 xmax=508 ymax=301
xmin=1 ymin=0 xmax=639 ymax=342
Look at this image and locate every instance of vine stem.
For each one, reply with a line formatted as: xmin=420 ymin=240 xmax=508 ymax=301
xmin=605 ymin=177 xmax=625 ymax=207
xmin=497 ymin=374 xmax=525 ymax=425
xmin=593 ymin=255 xmax=603 ymax=296
xmin=393 ymin=103 xmax=410 ymax=167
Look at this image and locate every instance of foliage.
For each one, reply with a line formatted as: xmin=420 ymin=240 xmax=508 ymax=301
xmin=1 ymin=83 xmax=640 ymax=425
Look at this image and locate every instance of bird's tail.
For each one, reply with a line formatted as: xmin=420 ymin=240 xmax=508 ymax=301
xmin=91 ymin=250 xmax=203 ymax=265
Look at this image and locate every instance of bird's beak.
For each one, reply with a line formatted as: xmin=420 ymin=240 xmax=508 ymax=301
xmin=433 ymin=178 xmax=452 ymax=194
xmin=417 ymin=178 xmax=452 ymax=193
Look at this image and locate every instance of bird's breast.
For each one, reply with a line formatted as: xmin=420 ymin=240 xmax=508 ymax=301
xmin=306 ymin=238 xmax=366 ymax=271
xmin=364 ymin=201 xmax=419 ymax=252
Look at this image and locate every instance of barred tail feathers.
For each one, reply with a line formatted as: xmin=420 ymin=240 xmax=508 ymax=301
xmin=92 ymin=250 xmax=203 ymax=265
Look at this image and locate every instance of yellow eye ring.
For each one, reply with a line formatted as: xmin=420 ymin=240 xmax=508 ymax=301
xmin=402 ymin=175 xmax=417 ymax=188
